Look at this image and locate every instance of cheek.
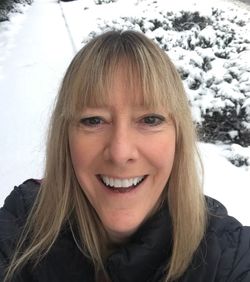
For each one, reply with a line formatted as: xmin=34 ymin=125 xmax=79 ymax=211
xmin=68 ymin=136 xmax=97 ymax=202
xmin=145 ymin=135 xmax=176 ymax=172
xmin=69 ymin=133 xmax=90 ymax=173
xmin=69 ymin=138 xmax=83 ymax=168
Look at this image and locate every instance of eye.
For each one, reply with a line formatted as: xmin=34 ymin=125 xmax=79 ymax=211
xmin=141 ymin=115 xmax=166 ymax=126
xmin=79 ymin=116 xmax=104 ymax=127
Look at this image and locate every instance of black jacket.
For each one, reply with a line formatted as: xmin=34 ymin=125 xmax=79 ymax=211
xmin=0 ymin=179 xmax=250 ymax=282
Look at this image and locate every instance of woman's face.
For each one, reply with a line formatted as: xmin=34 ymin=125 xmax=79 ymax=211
xmin=69 ymin=68 xmax=176 ymax=243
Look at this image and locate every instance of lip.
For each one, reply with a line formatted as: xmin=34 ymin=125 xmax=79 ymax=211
xmin=98 ymin=174 xmax=145 ymax=179
xmin=97 ymin=175 xmax=148 ymax=193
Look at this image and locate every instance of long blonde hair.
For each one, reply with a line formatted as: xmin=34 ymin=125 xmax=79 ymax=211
xmin=5 ymin=30 xmax=206 ymax=281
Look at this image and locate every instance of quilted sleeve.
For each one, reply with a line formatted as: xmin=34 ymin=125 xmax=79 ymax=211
xmin=0 ymin=180 xmax=39 ymax=281
xmin=226 ymin=226 xmax=250 ymax=282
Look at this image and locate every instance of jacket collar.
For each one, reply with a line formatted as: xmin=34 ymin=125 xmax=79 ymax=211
xmin=33 ymin=205 xmax=172 ymax=282
xmin=105 ymin=205 xmax=172 ymax=282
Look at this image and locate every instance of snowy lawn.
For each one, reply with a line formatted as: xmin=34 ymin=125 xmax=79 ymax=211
xmin=0 ymin=0 xmax=249 ymax=224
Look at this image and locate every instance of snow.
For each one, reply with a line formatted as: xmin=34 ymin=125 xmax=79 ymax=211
xmin=0 ymin=0 xmax=249 ymax=225
xmin=200 ymin=142 xmax=250 ymax=225
xmin=0 ymin=0 xmax=74 ymax=206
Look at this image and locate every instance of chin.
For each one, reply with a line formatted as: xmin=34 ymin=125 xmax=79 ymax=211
xmin=101 ymin=210 xmax=147 ymax=243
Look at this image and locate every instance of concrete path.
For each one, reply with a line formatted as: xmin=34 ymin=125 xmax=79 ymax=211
xmin=0 ymin=0 xmax=74 ymax=205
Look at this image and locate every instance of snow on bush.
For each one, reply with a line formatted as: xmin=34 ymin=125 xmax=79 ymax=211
xmin=0 ymin=0 xmax=32 ymax=22
xmin=94 ymin=0 xmax=117 ymax=4
xmin=82 ymin=4 xmax=250 ymax=167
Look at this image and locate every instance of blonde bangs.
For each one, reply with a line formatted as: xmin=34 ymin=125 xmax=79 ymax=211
xmin=59 ymin=31 xmax=180 ymax=122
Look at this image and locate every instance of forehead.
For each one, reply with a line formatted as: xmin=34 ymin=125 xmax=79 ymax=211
xmin=70 ymin=57 xmax=172 ymax=119
xmin=105 ymin=67 xmax=145 ymax=106
xmin=83 ymin=64 xmax=147 ymax=107
xmin=82 ymin=94 xmax=166 ymax=116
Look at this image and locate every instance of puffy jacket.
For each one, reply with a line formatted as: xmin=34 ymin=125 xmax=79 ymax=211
xmin=0 ymin=179 xmax=250 ymax=282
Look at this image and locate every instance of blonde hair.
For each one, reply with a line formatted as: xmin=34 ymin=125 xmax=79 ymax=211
xmin=5 ymin=30 xmax=206 ymax=281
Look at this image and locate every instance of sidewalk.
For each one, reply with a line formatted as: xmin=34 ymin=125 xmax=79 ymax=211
xmin=0 ymin=0 xmax=74 ymax=205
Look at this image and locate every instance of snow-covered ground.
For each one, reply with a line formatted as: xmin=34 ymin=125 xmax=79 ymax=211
xmin=0 ymin=0 xmax=249 ymax=225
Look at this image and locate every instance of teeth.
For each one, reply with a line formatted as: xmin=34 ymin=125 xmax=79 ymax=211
xmin=100 ymin=176 xmax=144 ymax=188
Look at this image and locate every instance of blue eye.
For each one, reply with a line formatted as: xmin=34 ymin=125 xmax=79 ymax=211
xmin=80 ymin=117 xmax=103 ymax=127
xmin=142 ymin=115 xmax=165 ymax=126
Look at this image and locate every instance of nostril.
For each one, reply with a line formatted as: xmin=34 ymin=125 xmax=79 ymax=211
xmin=103 ymin=139 xmax=138 ymax=165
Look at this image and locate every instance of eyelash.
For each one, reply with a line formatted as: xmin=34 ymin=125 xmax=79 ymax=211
xmin=140 ymin=115 xmax=165 ymax=126
xmin=79 ymin=117 xmax=104 ymax=127
xmin=79 ymin=114 xmax=166 ymax=128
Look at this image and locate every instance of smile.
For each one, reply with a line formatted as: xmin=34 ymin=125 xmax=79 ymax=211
xmin=99 ymin=175 xmax=146 ymax=189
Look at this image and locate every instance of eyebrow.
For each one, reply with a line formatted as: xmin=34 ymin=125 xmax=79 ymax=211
xmin=82 ymin=104 xmax=158 ymax=111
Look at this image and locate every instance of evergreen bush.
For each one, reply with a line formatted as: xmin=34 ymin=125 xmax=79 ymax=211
xmin=0 ymin=0 xmax=32 ymax=22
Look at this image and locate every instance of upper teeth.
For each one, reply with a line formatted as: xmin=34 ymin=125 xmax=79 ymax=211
xmin=100 ymin=176 xmax=144 ymax=188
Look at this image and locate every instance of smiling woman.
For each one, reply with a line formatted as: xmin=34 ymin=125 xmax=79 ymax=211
xmin=68 ymin=64 xmax=176 ymax=242
xmin=1 ymin=30 xmax=250 ymax=282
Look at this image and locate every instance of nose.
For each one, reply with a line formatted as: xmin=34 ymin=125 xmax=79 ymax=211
xmin=103 ymin=124 xmax=139 ymax=166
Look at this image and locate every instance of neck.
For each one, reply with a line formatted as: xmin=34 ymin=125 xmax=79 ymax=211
xmin=96 ymin=270 xmax=111 ymax=282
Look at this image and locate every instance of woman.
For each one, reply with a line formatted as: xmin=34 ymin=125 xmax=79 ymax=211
xmin=1 ymin=30 xmax=250 ymax=282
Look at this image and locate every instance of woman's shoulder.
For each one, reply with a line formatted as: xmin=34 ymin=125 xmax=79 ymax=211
xmin=0 ymin=177 xmax=40 ymax=222
xmin=205 ymin=196 xmax=249 ymax=236
xmin=182 ymin=197 xmax=250 ymax=281
xmin=0 ymin=179 xmax=41 ymax=280
xmin=1 ymin=179 xmax=40 ymax=219
xmin=202 ymin=196 xmax=250 ymax=281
